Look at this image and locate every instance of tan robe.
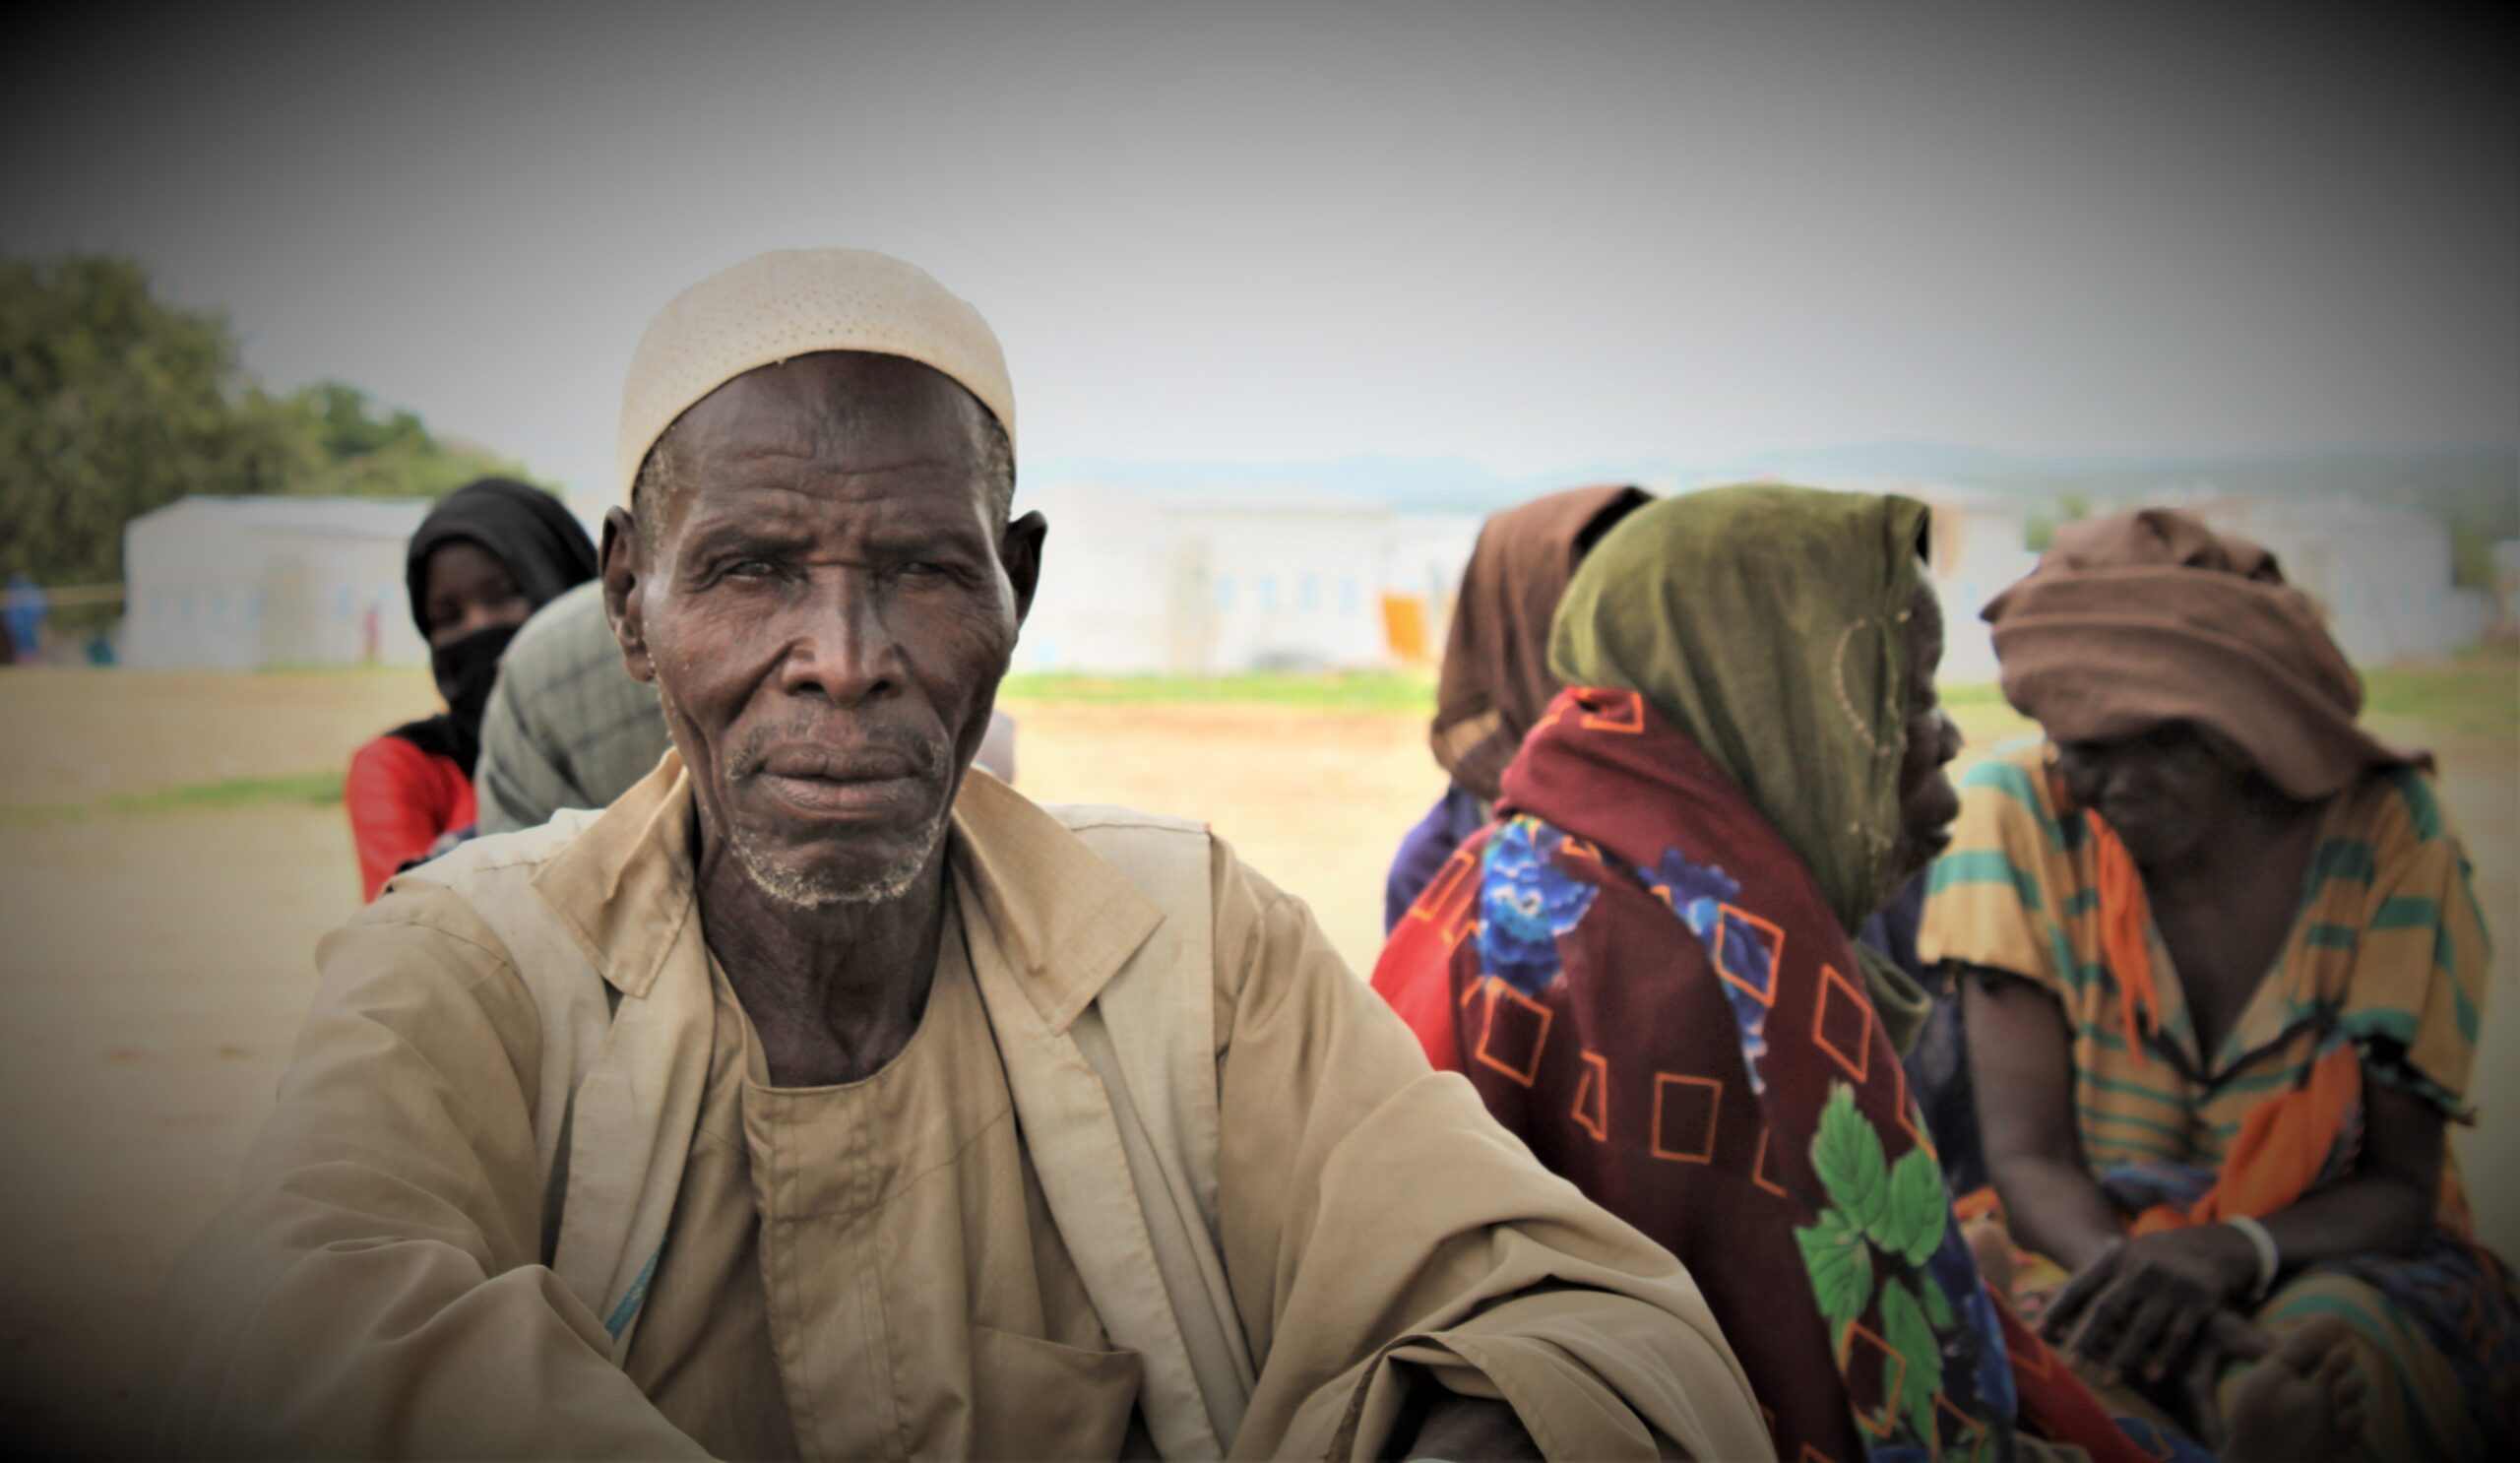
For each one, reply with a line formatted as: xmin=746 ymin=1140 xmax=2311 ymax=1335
xmin=630 ymin=912 xmax=1145 ymax=1459
xmin=146 ymin=758 xmax=1771 ymax=1460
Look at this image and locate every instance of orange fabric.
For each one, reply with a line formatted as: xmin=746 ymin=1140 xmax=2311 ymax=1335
xmin=1953 ymin=1185 xmax=2005 ymax=1224
xmin=2087 ymin=810 xmax=2161 ymax=1065
xmin=2129 ymin=1044 xmax=2362 ymax=1234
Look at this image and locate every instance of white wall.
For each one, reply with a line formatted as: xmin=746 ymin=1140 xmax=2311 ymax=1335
xmin=2196 ymin=500 xmax=2468 ymax=665
xmin=1013 ymin=482 xmax=1464 ymax=674
xmin=121 ymin=498 xmax=430 ymax=670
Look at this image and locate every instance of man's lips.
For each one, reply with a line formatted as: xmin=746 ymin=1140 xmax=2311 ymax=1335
xmin=741 ymin=744 xmax=936 ymax=818
xmin=749 ymin=744 xmax=924 ymax=783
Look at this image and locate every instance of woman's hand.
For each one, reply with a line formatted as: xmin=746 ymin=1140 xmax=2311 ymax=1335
xmin=2044 ymin=1227 xmax=2261 ymax=1384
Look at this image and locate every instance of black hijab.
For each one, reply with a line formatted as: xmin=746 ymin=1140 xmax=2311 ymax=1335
xmin=388 ymin=477 xmax=598 ymax=773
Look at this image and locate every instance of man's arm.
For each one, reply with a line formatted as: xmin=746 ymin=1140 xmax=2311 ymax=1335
xmin=143 ymin=883 xmax=704 ymax=1458
xmin=1207 ymin=842 xmax=1771 ymax=1462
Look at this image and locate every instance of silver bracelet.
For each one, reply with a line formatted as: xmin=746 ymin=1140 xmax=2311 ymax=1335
xmin=2225 ymin=1215 xmax=2281 ymax=1302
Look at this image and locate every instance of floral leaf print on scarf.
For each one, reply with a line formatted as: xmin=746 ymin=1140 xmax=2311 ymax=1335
xmin=1796 ymin=1207 xmax=1874 ymax=1332
xmin=1878 ymin=1276 xmax=1947 ymax=1447
xmin=1477 ymin=816 xmax=1602 ymax=996
xmin=1883 ymin=1148 xmax=1950 ymax=1268
xmin=1812 ymin=1082 xmax=1893 ymax=1237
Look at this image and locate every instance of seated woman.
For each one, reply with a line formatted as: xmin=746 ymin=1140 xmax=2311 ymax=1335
xmin=1373 ymin=485 xmax=2365 ymax=1462
xmin=346 ymin=477 xmax=598 ymax=900
xmin=1391 ymin=483 xmax=1648 ymax=931
xmin=1925 ymin=507 xmax=2515 ymax=1458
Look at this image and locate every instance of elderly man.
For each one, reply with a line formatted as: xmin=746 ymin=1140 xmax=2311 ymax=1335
xmin=148 ymin=250 xmax=1766 ymax=1460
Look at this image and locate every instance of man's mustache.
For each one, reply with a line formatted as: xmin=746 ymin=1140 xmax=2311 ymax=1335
xmin=727 ymin=720 xmax=949 ymax=782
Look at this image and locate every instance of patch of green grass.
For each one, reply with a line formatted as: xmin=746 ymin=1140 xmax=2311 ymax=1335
xmin=101 ymin=770 xmax=346 ymax=815
xmin=1000 ymin=668 xmax=1437 ymax=714
xmin=0 ymin=770 xmax=345 ymax=825
xmin=2361 ymin=662 xmax=2518 ymax=740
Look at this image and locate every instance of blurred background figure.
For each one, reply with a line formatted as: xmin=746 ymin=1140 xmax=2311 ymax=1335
xmin=1389 ymin=484 xmax=1649 ymax=930
xmin=4 ymin=571 xmax=49 ymax=666
xmin=1928 ymin=508 xmax=2516 ymax=1455
xmin=346 ymin=477 xmax=596 ymax=899
xmin=475 ymin=580 xmax=1018 ymax=835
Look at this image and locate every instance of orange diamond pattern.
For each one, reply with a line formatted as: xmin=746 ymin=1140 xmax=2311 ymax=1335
xmin=1473 ymin=981 xmax=1552 ymax=1087
xmin=1812 ymin=963 xmax=1874 ymax=1084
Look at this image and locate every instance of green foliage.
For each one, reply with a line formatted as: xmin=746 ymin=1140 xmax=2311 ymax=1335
xmin=1 ymin=255 xmax=539 ymax=586
xmin=1812 ymin=1082 xmax=1892 ymax=1236
xmin=3 ymin=256 xmax=315 ymax=583
xmin=1794 ymin=1206 xmax=1873 ymax=1333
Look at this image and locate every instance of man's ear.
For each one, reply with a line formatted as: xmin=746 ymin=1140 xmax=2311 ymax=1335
xmin=600 ymin=506 xmax=657 ymax=684
xmin=1002 ymin=510 xmax=1047 ymax=627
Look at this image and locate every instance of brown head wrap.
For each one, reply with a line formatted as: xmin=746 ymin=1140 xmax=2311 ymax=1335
xmin=1984 ymin=507 xmax=2423 ymax=799
xmin=1430 ymin=484 xmax=1652 ymax=801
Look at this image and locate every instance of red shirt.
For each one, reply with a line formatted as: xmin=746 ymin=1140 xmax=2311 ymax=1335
xmin=346 ymin=734 xmax=476 ymax=901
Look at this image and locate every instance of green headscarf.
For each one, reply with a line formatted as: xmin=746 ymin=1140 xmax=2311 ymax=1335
xmin=1549 ymin=484 xmax=1934 ymax=1041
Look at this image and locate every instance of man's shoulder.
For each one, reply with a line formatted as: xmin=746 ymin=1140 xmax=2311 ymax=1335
xmin=1038 ymin=798 xmax=1211 ymax=842
xmin=388 ymin=808 xmax=607 ymax=899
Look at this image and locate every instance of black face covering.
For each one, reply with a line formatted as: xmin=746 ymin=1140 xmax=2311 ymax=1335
xmin=389 ymin=621 xmax=520 ymax=776
xmin=431 ymin=621 xmax=521 ymax=756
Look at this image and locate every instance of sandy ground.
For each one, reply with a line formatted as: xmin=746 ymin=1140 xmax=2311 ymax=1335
xmin=0 ymin=667 xmax=2513 ymax=1453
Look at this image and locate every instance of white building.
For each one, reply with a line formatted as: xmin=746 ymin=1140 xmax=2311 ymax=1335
xmin=119 ymin=493 xmax=610 ymax=670
xmin=2190 ymin=497 xmax=2470 ymax=665
xmin=1012 ymin=481 xmax=1481 ymax=674
xmin=1909 ymin=484 xmax=2037 ymax=685
xmin=122 ymin=497 xmax=436 ymax=669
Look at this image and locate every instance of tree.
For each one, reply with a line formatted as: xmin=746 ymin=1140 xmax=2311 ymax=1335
xmin=1 ymin=256 xmax=318 ymax=584
xmin=0 ymin=255 xmax=543 ymax=587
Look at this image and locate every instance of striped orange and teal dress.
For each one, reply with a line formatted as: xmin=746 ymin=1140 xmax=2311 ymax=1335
xmin=1922 ymin=740 xmax=2517 ymax=1458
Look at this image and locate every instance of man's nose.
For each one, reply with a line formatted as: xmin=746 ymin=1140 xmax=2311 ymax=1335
xmin=778 ymin=575 xmax=902 ymax=705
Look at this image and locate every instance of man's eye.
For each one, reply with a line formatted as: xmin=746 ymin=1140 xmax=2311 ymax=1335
xmin=724 ymin=558 xmax=779 ymax=579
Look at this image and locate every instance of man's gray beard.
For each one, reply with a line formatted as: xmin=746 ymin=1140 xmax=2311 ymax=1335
xmin=657 ymin=684 xmax=951 ymax=909
xmin=726 ymin=804 xmax=950 ymax=910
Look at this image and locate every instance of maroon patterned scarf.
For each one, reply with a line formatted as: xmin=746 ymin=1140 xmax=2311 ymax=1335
xmin=1375 ymin=687 xmax=2157 ymax=1462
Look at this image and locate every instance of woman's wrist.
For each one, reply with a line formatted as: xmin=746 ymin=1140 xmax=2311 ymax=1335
xmin=2196 ymin=1221 xmax=2268 ymax=1300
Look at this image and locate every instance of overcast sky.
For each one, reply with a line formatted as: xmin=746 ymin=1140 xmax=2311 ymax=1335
xmin=7 ymin=1 xmax=2513 ymax=495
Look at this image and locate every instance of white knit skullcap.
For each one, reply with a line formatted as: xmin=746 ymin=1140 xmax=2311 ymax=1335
xmin=614 ymin=248 xmax=1015 ymax=501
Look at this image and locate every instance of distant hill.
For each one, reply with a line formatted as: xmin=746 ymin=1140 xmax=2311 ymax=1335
xmin=1027 ymin=443 xmax=2517 ymax=584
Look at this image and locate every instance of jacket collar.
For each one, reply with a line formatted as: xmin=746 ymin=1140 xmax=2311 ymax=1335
xmin=531 ymin=749 xmax=1164 ymax=1031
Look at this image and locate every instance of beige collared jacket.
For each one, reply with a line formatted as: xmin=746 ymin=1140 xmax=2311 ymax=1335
xmin=147 ymin=754 xmax=1768 ymax=1461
